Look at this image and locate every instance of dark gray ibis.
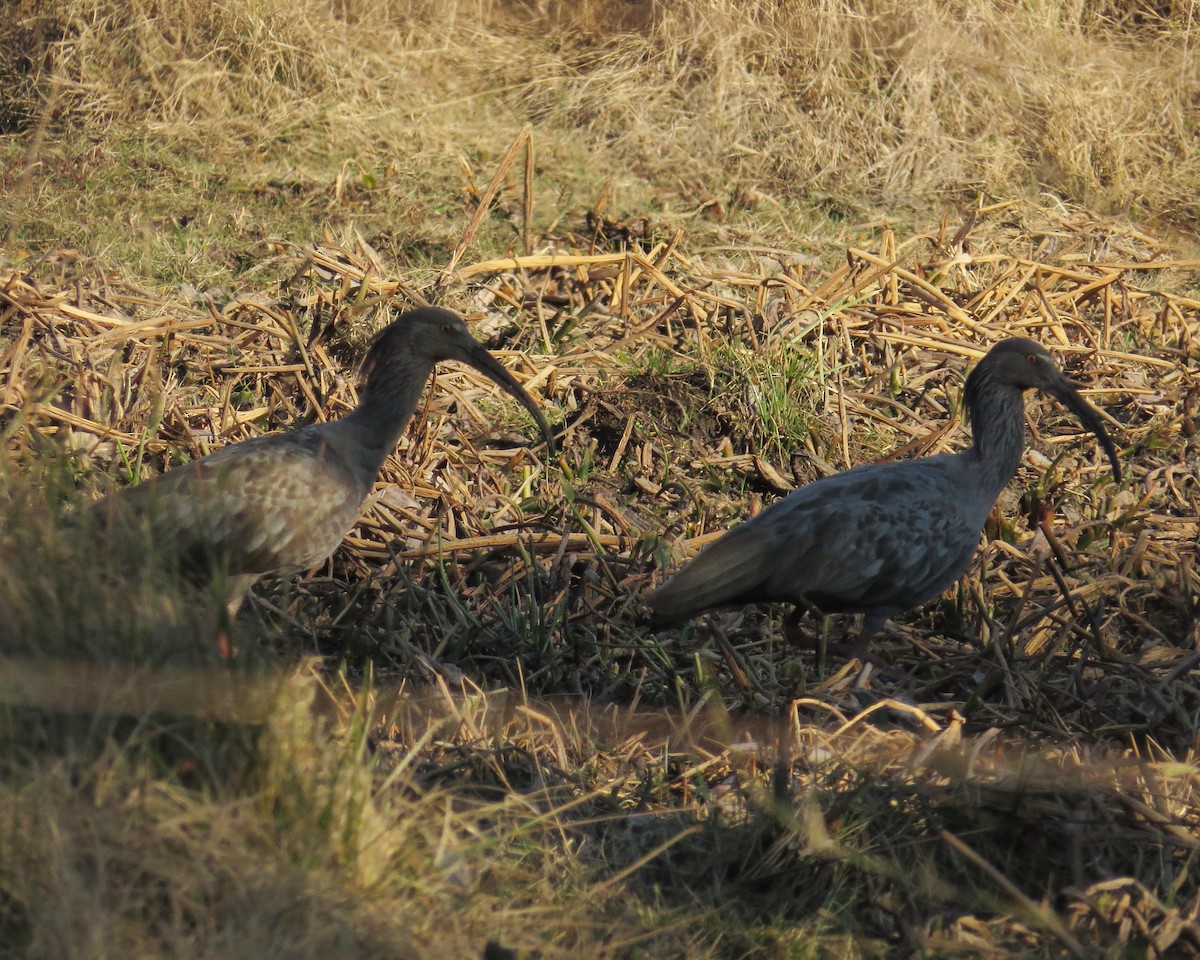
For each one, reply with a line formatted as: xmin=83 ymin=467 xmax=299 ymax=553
xmin=646 ymin=337 xmax=1121 ymax=658
xmin=97 ymin=306 xmax=554 ymax=612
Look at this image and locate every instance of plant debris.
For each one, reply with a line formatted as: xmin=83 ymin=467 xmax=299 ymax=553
xmin=4 ymin=193 xmax=1200 ymax=955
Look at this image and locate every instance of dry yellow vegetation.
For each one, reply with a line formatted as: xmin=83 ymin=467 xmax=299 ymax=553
xmin=3 ymin=2 xmax=1200 ymax=958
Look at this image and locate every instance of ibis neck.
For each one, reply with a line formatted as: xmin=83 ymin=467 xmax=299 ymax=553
xmin=964 ymin=371 xmax=1028 ymax=502
xmin=337 ymin=356 xmax=438 ymax=475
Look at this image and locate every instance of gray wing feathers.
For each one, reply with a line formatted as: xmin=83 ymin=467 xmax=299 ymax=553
xmin=648 ymin=454 xmax=993 ymax=622
xmin=647 ymin=521 xmax=782 ymax=621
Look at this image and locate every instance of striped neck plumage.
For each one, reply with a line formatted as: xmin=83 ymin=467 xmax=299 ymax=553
xmin=963 ymin=358 xmax=1029 ymax=497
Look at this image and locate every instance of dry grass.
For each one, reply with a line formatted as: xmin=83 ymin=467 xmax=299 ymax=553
xmin=3 ymin=0 xmax=1200 ymax=280
xmin=0 ymin=666 xmax=661 ymax=960
xmin=4 ymin=178 xmax=1200 ymax=953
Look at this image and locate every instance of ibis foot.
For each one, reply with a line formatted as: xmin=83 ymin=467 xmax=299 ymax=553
xmin=216 ymin=630 xmax=237 ymax=662
xmin=828 ymin=637 xmax=892 ymax=674
xmin=782 ymin=607 xmax=890 ymax=670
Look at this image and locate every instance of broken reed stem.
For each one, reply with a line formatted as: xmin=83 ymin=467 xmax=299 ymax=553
xmin=440 ymin=124 xmax=534 ymax=282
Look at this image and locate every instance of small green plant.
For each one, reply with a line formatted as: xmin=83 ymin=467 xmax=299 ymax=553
xmin=709 ymin=340 xmax=823 ymax=463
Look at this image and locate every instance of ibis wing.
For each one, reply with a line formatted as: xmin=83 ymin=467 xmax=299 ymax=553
xmin=646 ymin=518 xmax=789 ymax=622
xmin=648 ymin=455 xmax=991 ymax=623
xmin=767 ymin=494 xmax=980 ymax=614
xmin=102 ymin=429 xmax=370 ymax=579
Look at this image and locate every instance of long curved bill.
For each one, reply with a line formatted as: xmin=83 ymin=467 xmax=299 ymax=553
xmin=1048 ymin=381 xmax=1121 ymax=482
xmin=456 ymin=340 xmax=556 ymax=456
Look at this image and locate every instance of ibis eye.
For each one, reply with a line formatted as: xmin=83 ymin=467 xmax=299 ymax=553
xmin=1026 ymin=354 xmax=1038 ymax=363
xmin=442 ymin=324 xmax=454 ymax=334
